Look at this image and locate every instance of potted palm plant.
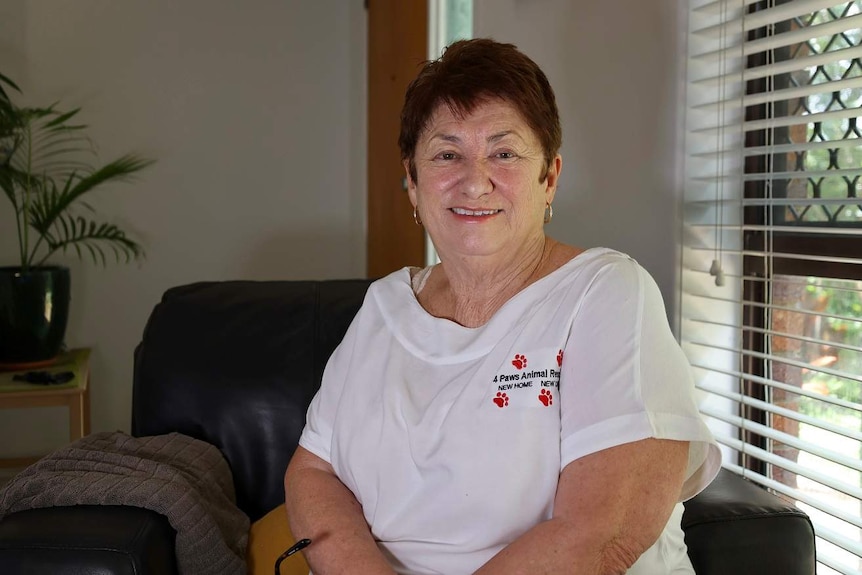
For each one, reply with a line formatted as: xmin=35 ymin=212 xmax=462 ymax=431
xmin=0 ymin=72 xmax=154 ymax=365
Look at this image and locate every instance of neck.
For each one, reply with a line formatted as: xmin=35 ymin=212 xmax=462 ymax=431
xmin=431 ymin=235 xmax=553 ymax=327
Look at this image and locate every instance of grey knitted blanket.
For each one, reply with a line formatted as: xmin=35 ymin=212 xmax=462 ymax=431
xmin=0 ymin=431 xmax=249 ymax=575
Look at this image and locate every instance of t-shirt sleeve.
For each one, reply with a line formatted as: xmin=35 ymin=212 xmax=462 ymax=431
xmin=298 ymin=316 xmax=360 ymax=465
xmin=559 ymin=256 xmax=721 ymax=500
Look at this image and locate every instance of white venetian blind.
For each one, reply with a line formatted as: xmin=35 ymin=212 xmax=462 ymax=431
xmin=682 ymin=1 xmax=862 ymax=573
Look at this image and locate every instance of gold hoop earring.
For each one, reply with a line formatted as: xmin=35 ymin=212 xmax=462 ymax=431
xmin=413 ymin=206 xmax=422 ymax=226
xmin=544 ymin=202 xmax=553 ymax=224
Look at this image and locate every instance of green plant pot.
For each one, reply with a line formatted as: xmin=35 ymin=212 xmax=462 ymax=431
xmin=0 ymin=266 xmax=71 ymax=364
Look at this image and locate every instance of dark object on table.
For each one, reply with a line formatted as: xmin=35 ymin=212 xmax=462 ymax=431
xmin=11 ymin=370 xmax=74 ymax=385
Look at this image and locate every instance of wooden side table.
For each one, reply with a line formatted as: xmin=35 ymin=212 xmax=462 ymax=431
xmin=0 ymin=348 xmax=91 ymax=469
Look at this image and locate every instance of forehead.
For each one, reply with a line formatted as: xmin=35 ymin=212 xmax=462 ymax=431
xmin=421 ymin=98 xmax=537 ymax=143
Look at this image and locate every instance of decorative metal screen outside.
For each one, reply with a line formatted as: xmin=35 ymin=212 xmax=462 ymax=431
xmin=768 ymin=1 xmax=862 ymax=227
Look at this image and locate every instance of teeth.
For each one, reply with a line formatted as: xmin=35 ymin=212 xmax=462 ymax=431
xmin=451 ymin=208 xmax=500 ymax=216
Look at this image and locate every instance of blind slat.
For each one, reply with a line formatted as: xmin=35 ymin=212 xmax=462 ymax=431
xmin=685 ymin=248 xmax=862 ymax=267
xmin=702 ymin=404 xmax=862 ymax=473
xmin=692 ymin=0 xmax=846 ymax=36
xmin=690 ymin=166 xmax=862 ymax=181
xmin=711 ymin=433 xmax=862 ymax=500
xmin=693 ymin=75 xmax=862 ymax=111
xmin=815 ymin=552 xmax=858 ymax=575
xmin=687 ymin=224 xmax=862 ymax=237
xmin=691 ymin=107 xmax=862 ymax=134
xmin=694 ymin=45 xmax=862 ymax=85
xmin=684 ymin=198 xmax=862 ymax=207
xmin=695 ymin=375 xmax=862 ymax=436
xmin=688 ymin=338 xmax=862 ymax=383
xmin=690 ymin=136 xmax=862 ymax=158
xmin=680 ymin=290 xmax=862 ymax=328
xmin=684 ymin=316 xmax=862 ymax=355
xmin=739 ymin=274 xmax=862 ymax=294
xmin=743 ymin=137 xmax=861 ymax=157
xmin=736 ymin=297 xmax=862 ymax=326
xmin=691 ymin=362 xmax=862 ymax=416
xmin=740 ymin=198 xmax=862 ymax=206
xmin=684 ymin=247 xmax=862 ymax=267
xmin=693 ymin=13 xmax=862 ymax=61
xmin=743 ymin=108 xmax=862 ymax=133
xmin=741 ymin=250 xmax=862 ymax=267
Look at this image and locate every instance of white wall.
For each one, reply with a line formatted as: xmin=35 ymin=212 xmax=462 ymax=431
xmin=0 ymin=1 xmax=367 ymax=458
xmin=0 ymin=1 xmax=687 ymax=461
xmin=474 ymin=0 xmax=687 ymax=311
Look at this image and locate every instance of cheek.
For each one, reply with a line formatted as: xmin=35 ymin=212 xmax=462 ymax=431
xmin=417 ymin=168 xmax=461 ymax=196
xmin=494 ymin=162 xmax=542 ymax=189
xmin=502 ymin=176 xmax=546 ymax=208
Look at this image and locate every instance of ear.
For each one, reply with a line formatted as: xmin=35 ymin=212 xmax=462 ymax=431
xmin=544 ymin=154 xmax=562 ymax=205
xmin=404 ymin=159 xmax=418 ymax=207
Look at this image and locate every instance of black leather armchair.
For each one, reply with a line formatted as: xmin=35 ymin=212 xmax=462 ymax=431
xmin=0 ymin=279 xmax=817 ymax=574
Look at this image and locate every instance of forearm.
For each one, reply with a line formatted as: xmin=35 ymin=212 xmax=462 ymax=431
xmin=473 ymin=517 xmax=636 ymax=575
xmin=284 ymin=453 xmax=396 ymax=575
xmin=475 ymin=439 xmax=689 ymax=575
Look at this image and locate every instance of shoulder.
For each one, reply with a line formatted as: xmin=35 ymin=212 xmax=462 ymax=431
xmin=586 ymin=248 xmax=642 ymax=281
xmin=552 ymin=248 xmax=669 ymax=323
xmin=543 ymin=240 xmax=643 ymax=279
xmin=568 ymin=250 xmax=673 ymax=334
xmin=552 ymin=245 xmax=645 ymax=287
xmin=368 ymin=266 xmax=413 ymax=297
xmin=365 ymin=266 xmax=424 ymax=323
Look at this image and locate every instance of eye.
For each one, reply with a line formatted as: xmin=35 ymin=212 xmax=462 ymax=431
xmin=494 ymin=151 xmax=518 ymax=160
xmin=436 ymin=152 xmax=458 ymax=161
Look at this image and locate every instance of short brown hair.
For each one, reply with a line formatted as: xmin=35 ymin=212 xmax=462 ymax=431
xmin=399 ymin=38 xmax=561 ymax=182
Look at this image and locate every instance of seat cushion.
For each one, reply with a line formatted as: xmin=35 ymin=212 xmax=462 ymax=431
xmin=247 ymin=504 xmax=309 ymax=575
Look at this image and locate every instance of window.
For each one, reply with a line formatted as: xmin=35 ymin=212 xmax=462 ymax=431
xmin=683 ymin=1 xmax=862 ymax=573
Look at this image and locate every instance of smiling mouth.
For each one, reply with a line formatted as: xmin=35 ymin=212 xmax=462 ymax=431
xmin=450 ymin=208 xmax=502 ymax=216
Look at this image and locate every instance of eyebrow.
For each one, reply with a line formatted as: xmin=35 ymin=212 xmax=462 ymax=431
xmin=429 ymin=130 xmax=522 ymax=144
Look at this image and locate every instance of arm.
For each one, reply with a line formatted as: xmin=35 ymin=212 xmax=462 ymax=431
xmin=474 ymin=437 xmax=689 ymax=575
xmin=284 ymin=446 xmax=397 ymax=575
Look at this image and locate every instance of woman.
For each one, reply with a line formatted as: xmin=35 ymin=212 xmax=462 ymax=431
xmin=285 ymin=38 xmax=720 ymax=574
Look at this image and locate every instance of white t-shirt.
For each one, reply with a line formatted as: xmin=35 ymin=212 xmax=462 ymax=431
xmin=299 ymin=248 xmax=721 ymax=574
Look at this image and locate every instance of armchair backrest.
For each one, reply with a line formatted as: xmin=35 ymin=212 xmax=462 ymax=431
xmin=131 ymin=279 xmax=372 ymax=521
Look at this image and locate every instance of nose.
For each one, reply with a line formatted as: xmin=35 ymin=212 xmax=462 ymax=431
xmin=461 ymin=157 xmax=493 ymax=199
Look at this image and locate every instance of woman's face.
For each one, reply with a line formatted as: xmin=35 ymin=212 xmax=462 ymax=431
xmin=406 ymin=99 xmax=561 ymax=263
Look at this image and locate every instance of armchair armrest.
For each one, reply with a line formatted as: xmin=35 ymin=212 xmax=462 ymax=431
xmin=682 ymin=468 xmax=816 ymax=575
xmin=0 ymin=505 xmax=177 ymax=575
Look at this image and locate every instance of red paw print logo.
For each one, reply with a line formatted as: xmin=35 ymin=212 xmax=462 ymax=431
xmin=493 ymin=392 xmax=509 ymax=408
xmin=512 ymin=354 xmax=528 ymax=370
xmin=539 ymin=389 xmax=553 ymax=407
xmin=556 ymin=349 xmax=564 ymax=367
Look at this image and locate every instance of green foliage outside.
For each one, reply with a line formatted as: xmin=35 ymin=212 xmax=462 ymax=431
xmin=798 ymin=277 xmax=862 ymax=422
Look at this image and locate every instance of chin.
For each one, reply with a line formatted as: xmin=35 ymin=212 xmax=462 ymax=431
xmin=431 ymin=226 xmax=521 ymax=260
xmin=444 ymin=239 xmax=507 ymax=259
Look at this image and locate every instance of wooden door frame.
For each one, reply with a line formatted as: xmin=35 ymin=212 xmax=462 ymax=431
xmin=366 ymin=0 xmax=428 ymax=278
